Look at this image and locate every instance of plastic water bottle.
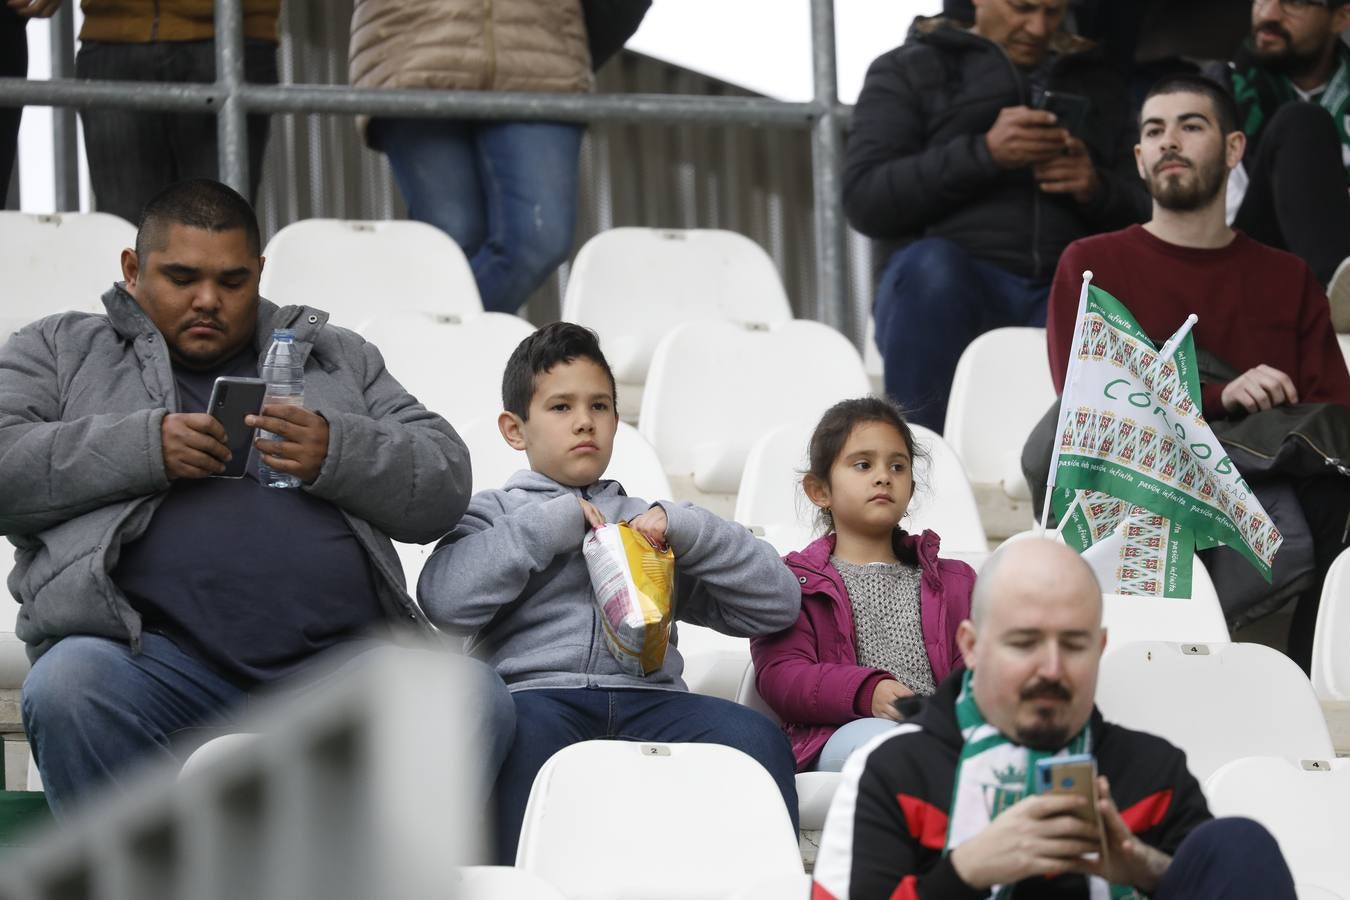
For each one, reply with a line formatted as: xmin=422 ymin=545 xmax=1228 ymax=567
xmin=259 ymin=329 xmax=304 ymax=489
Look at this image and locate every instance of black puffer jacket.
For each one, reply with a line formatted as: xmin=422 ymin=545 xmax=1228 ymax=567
xmin=844 ymin=17 xmax=1148 ymax=281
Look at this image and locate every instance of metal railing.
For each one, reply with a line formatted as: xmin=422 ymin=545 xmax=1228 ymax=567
xmin=0 ymin=0 xmax=857 ymax=342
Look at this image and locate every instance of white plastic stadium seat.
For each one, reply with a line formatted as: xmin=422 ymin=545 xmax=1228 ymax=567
xmin=0 ymin=542 xmax=29 ymax=693
xmin=356 ymin=311 xmax=533 ymax=431
xmin=563 ymin=227 xmax=792 ymax=398
xmin=1312 ymin=546 xmax=1350 ymax=701
xmin=455 ymin=866 xmax=567 ymax=900
xmin=677 ymin=624 xmax=750 ymax=702
xmin=516 ymin=740 xmax=802 ymax=897
xmin=732 ymin=419 xmax=987 ymax=554
xmin=864 ymin=314 xmax=884 ymax=395
xmin=943 ymin=328 xmax=1056 ymax=501
xmin=640 ymin=320 xmax=871 ymax=494
xmin=1205 ymin=756 xmax=1350 ymax=898
xmin=2 ymin=211 xmax=135 ymax=321
xmin=998 ymin=529 xmax=1225 ymax=629
xmin=735 ymin=661 xmax=844 ymax=833
xmin=726 ymin=873 xmax=813 ymax=900
xmin=1097 ymin=641 xmax=1334 ymax=782
xmin=259 ymin=219 xmax=482 ymax=331
xmin=1101 ymin=589 xmax=1229 ymax=646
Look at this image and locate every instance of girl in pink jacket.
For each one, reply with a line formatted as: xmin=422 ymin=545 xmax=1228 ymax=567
xmin=750 ymin=398 xmax=975 ymax=772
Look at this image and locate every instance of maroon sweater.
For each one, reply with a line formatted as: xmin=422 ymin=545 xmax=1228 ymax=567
xmin=1047 ymin=225 xmax=1350 ymax=421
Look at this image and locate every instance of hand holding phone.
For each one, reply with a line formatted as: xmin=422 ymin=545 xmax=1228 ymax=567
xmin=1035 ymin=90 xmax=1091 ymax=137
xmin=206 ymin=376 xmax=267 ymax=479
xmin=985 ymin=105 xmax=1070 ymax=170
xmin=1035 ymin=754 xmax=1108 ymax=862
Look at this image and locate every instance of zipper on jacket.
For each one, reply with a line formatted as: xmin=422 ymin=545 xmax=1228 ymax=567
xmin=987 ymin=38 xmax=1042 ymax=278
xmin=483 ymin=0 xmax=497 ymax=88
xmin=1221 ymin=429 xmax=1350 ymax=541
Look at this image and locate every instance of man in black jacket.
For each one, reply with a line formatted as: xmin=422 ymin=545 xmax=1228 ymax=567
xmin=846 ymin=0 xmax=1148 ymax=432
xmin=811 ymin=538 xmax=1295 ymax=900
xmin=1207 ymin=0 xmax=1350 ymax=326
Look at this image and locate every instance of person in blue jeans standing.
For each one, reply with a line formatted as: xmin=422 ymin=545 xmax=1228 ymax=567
xmin=844 ymin=1 xmax=1148 ymax=432
xmin=351 ymin=0 xmax=632 ymax=315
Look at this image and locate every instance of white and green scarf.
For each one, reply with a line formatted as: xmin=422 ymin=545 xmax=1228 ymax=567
xmin=944 ymin=670 xmax=1140 ymax=899
xmin=1231 ymin=44 xmax=1350 ymax=183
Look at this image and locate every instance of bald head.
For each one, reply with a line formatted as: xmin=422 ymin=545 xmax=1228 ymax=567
xmin=957 ymin=538 xmax=1107 ymax=750
xmin=971 ymin=538 xmax=1103 ymax=628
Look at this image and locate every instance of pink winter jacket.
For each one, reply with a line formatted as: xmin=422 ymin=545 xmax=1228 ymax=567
xmin=749 ymin=530 xmax=975 ymax=771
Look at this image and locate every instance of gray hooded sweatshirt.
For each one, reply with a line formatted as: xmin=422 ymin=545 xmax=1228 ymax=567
xmin=417 ymin=470 xmax=801 ymax=692
xmin=0 ymin=285 xmax=472 ymax=662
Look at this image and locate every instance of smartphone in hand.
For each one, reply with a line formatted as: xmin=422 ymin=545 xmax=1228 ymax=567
xmin=1034 ymin=753 xmax=1109 ymax=863
xmin=207 ymin=376 xmax=267 ymax=479
xmin=1036 ymin=90 xmax=1091 ymax=137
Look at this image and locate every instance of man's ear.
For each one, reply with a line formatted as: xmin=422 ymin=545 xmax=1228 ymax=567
xmin=120 ymin=247 xmax=140 ymax=290
xmin=802 ymin=473 xmax=831 ymax=511
xmin=956 ymin=619 xmax=978 ymax=670
xmin=1133 ymin=142 xmax=1147 ymax=182
xmin=1334 ymin=5 xmax=1350 ymax=33
xmin=498 ymin=411 xmax=528 ymax=451
xmin=1225 ymin=129 xmax=1246 ymax=170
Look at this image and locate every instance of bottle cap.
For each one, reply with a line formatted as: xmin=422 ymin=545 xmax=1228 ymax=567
xmin=271 ymin=329 xmax=296 ymax=342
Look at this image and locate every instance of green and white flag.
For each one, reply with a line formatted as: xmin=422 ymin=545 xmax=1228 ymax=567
xmin=1043 ymin=274 xmax=1282 ymax=595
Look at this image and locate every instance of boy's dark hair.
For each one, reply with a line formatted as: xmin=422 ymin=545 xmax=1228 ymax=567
xmin=135 ymin=178 xmax=261 ymax=260
xmin=1141 ymin=74 xmax=1240 ymax=136
xmin=804 ymin=397 xmax=927 ymax=553
xmin=502 ymin=322 xmax=617 ymax=420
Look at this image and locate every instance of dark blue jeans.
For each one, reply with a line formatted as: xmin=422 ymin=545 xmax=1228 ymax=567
xmin=370 ymin=118 xmax=584 ymax=314
xmin=495 ymin=687 xmax=799 ymax=864
xmin=22 ymin=633 xmax=517 ymax=818
xmin=1156 ymin=817 xmax=1296 ymax=899
xmin=873 ymin=237 xmax=1049 ymax=432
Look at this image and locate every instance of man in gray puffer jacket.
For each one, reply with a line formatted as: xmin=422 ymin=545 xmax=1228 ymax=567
xmin=0 ymin=178 xmax=512 ymax=816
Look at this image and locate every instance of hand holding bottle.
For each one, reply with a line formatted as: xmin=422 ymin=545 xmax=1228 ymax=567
xmin=247 ymin=405 xmax=330 ymax=485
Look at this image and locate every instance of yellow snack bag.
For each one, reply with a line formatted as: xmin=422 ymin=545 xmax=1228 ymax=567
xmin=582 ymin=522 xmax=677 ymax=676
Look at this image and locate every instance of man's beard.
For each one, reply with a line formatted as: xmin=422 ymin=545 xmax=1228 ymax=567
xmin=1145 ymin=150 xmax=1227 ymax=212
xmin=1251 ymin=24 xmax=1325 ymax=80
xmin=1012 ymin=679 xmax=1075 ymax=751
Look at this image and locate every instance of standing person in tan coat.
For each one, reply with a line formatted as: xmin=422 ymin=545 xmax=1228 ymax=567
xmin=350 ymin=0 xmax=636 ymax=314
xmin=74 ymin=0 xmax=282 ymax=223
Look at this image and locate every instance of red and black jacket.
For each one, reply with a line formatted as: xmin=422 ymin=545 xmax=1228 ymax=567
xmin=811 ymin=672 xmax=1212 ymax=900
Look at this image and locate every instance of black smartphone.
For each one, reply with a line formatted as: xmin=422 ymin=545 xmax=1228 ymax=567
xmin=1037 ymin=90 xmax=1091 ymax=137
xmin=207 ymin=376 xmax=267 ymax=479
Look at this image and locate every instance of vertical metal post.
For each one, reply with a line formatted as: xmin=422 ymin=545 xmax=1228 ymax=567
xmin=215 ymin=0 xmax=249 ymax=193
xmin=48 ymin=1 xmax=79 ymax=211
xmin=808 ymin=0 xmax=852 ymax=342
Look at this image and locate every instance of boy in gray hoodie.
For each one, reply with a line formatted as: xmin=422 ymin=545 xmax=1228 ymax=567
xmin=418 ymin=323 xmax=801 ymax=863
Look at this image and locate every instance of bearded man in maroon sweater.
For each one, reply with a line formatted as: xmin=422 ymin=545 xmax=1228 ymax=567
xmin=1035 ymin=73 xmax=1350 ymax=670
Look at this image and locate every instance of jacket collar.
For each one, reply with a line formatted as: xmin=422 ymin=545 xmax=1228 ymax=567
xmin=101 ymin=283 xmax=330 ymax=363
xmin=787 ymin=528 xmax=943 ymax=579
xmin=909 ymin=14 xmax=1098 ymax=61
xmin=500 ymin=468 xmax=631 ymax=501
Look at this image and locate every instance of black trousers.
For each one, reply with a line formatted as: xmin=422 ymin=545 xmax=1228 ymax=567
xmin=75 ymin=39 xmax=277 ymax=223
xmin=1235 ymin=101 xmax=1350 ymax=288
xmin=0 ymin=7 xmax=26 ymax=203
